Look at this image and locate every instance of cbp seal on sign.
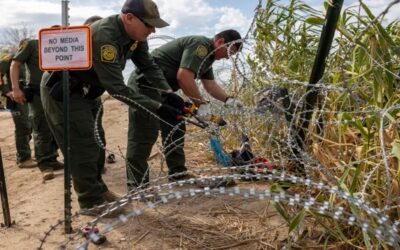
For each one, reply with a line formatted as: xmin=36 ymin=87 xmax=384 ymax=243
xmin=196 ymin=45 xmax=208 ymax=59
xmin=101 ymin=45 xmax=117 ymax=63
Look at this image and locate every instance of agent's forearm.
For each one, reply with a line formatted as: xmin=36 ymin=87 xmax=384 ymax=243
xmin=10 ymin=60 xmax=22 ymax=90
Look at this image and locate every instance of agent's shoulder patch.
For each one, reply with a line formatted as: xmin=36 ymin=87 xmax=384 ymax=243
xmin=196 ymin=45 xmax=208 ymax=59
xmin=101 ymin=45 xmax=117 ymax=63
xmin=19 ymin=40 xmax=29 ymax=50
xmin=0 ymin=54 xmax=13 ymax=62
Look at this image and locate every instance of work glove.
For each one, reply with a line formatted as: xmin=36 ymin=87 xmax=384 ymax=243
xmin=162 ymin=92 xmax=185 ymax=112
xmin=156 ymin=103 xmax=182 ymax=122
xmin=225 ymin=97 xmax=243 ymax=108
xmin=196 ymin=103 xmax=212 ymax=121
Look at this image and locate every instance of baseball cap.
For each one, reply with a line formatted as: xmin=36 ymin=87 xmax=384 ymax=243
xmin=121 ymin=0 xmax=169 ymax=28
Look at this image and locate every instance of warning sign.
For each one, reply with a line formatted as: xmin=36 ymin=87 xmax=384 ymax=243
xmin=39 ymin=26 xmax=92 ymax=71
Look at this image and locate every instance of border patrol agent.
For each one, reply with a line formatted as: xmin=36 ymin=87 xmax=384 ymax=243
xmin=11 ymin=39 xmax=63 ymax=181
xmin=0 ymin=53 xmax=35 ymax=168
xmin=82 ymin=15 xmax=109 ymax=176
xmin=40 ymin=0 xmax=180 ymax=214
xmin=125 ymin=30 xmax=244 ymax=189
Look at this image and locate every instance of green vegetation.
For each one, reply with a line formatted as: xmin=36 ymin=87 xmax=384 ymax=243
xmin=241 ymin=0 xmax=400 ymax=248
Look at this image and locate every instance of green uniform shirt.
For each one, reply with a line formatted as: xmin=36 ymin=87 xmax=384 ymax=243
xmin=13 ymin=39 xmax=43 ymax=86
xmin=151 ymin=36 xmax=215 ymax=91
xmin=0 ymin=53 xmax=25 ymax=93
xmin=73 ymin=14 xmax=169 ymax=111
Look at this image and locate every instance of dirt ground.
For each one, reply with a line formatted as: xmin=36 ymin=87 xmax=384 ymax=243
xmin=0 ymin=98 xmax=288 ymax=250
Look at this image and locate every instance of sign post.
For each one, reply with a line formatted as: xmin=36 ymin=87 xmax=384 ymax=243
xmin=39 ymin=0 xmax=92 ymax=234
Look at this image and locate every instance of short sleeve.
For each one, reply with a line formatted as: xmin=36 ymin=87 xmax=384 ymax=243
xmin=180 ymin=43 xmax=209 ymax=75
xmin=13 ymin=40 xmax=32 ymax=63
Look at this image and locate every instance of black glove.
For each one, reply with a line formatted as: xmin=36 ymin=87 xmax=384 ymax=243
xmin=5 ymin=95 xmax=16 ymax=110
xmin=156 ymin=104 xmax=182 ymax=122
xmin=23 ymin=86 xmax=35 ymax=103
xmin=162 ymin=92 xmax=185 ymax=112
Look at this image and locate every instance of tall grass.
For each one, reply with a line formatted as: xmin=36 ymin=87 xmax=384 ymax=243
xmin=245 ymin=0 xmax=400 ymax=248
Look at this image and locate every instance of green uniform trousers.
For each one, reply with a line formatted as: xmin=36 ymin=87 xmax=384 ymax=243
xmin=28 ymin=92 xmax=59 ymax=171
xmin=40 ymin=74 xmax=107 ymax=209
xmin=126 ymin=76 xmax=186 ymax=190
xmin=11 ymin=103 xmax=32 ymax=163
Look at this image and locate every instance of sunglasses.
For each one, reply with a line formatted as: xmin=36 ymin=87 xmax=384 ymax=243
xmin=138 ymin=17 xmax=153 ymax=28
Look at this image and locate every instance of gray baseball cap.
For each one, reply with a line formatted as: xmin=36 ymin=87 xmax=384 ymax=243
xmin=121 ymin=0 xmax=169 ymax=28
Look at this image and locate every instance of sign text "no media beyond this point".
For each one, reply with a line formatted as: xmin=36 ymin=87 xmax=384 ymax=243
xmin=39 ymin=26 xmax=92 ymax=71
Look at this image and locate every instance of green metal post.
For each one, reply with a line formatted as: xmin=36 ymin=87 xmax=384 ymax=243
xmin=0 ymin=148 xmax=12 ymax=227
xmin=62 ymin=0 xmax=72 ymax=234
xmin=292 ymin=0 xmax=344 ymax=170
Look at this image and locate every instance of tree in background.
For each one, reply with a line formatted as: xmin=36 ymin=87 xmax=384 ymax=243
xmin=0 ymin=22 xmax=36 ymax=50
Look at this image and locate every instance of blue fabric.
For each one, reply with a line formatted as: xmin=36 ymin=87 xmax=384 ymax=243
xmin=209 ymin=136 xmax=231 ymax=167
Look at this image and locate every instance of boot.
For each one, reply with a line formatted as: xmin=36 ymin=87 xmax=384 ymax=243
xmin=80 ymin=204 xmax=127 ymax=218
xmin=42 ymin=169 xmax=55 ymax=181
xmin=18 ymin=158 xmax=37 ymax=169
xmin=168 ymin=172 xmax=196 ymax=182
xmin=51 ymin=161 xmax=64 ymax=171
xmin=102 ymin=190 xmax=122 ymax=202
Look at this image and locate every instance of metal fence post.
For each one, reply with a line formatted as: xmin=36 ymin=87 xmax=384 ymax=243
xmin=61 ymin=0 xmax=72 ymax=234
xmin=291 ymin=0 xmax=344 ymax=172
xmin=0 ymin=147 xmax=12 ymax=227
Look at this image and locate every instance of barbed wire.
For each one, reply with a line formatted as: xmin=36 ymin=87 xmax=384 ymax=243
xmin=33 ymin=0 xmax=400 ymax=249
xmin=38 ymin=169 xmax=400 ymax=249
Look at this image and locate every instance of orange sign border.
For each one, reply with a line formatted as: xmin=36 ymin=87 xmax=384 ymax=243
xmin=39 ymin=25 xmax=92 ymax=71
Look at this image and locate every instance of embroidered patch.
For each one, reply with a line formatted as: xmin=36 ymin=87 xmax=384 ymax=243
xmin=19 ymin=40 xmax=29 ymax=50
xmin=196 ymin=45 xmax=208 ymax=59
xmin=130 ymin=41 xmax=139 ymax=52
xmin=0 ymin=54 xmax=13 ymax=62
xmin=101 ymin=45 xmax=117 ymax=63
